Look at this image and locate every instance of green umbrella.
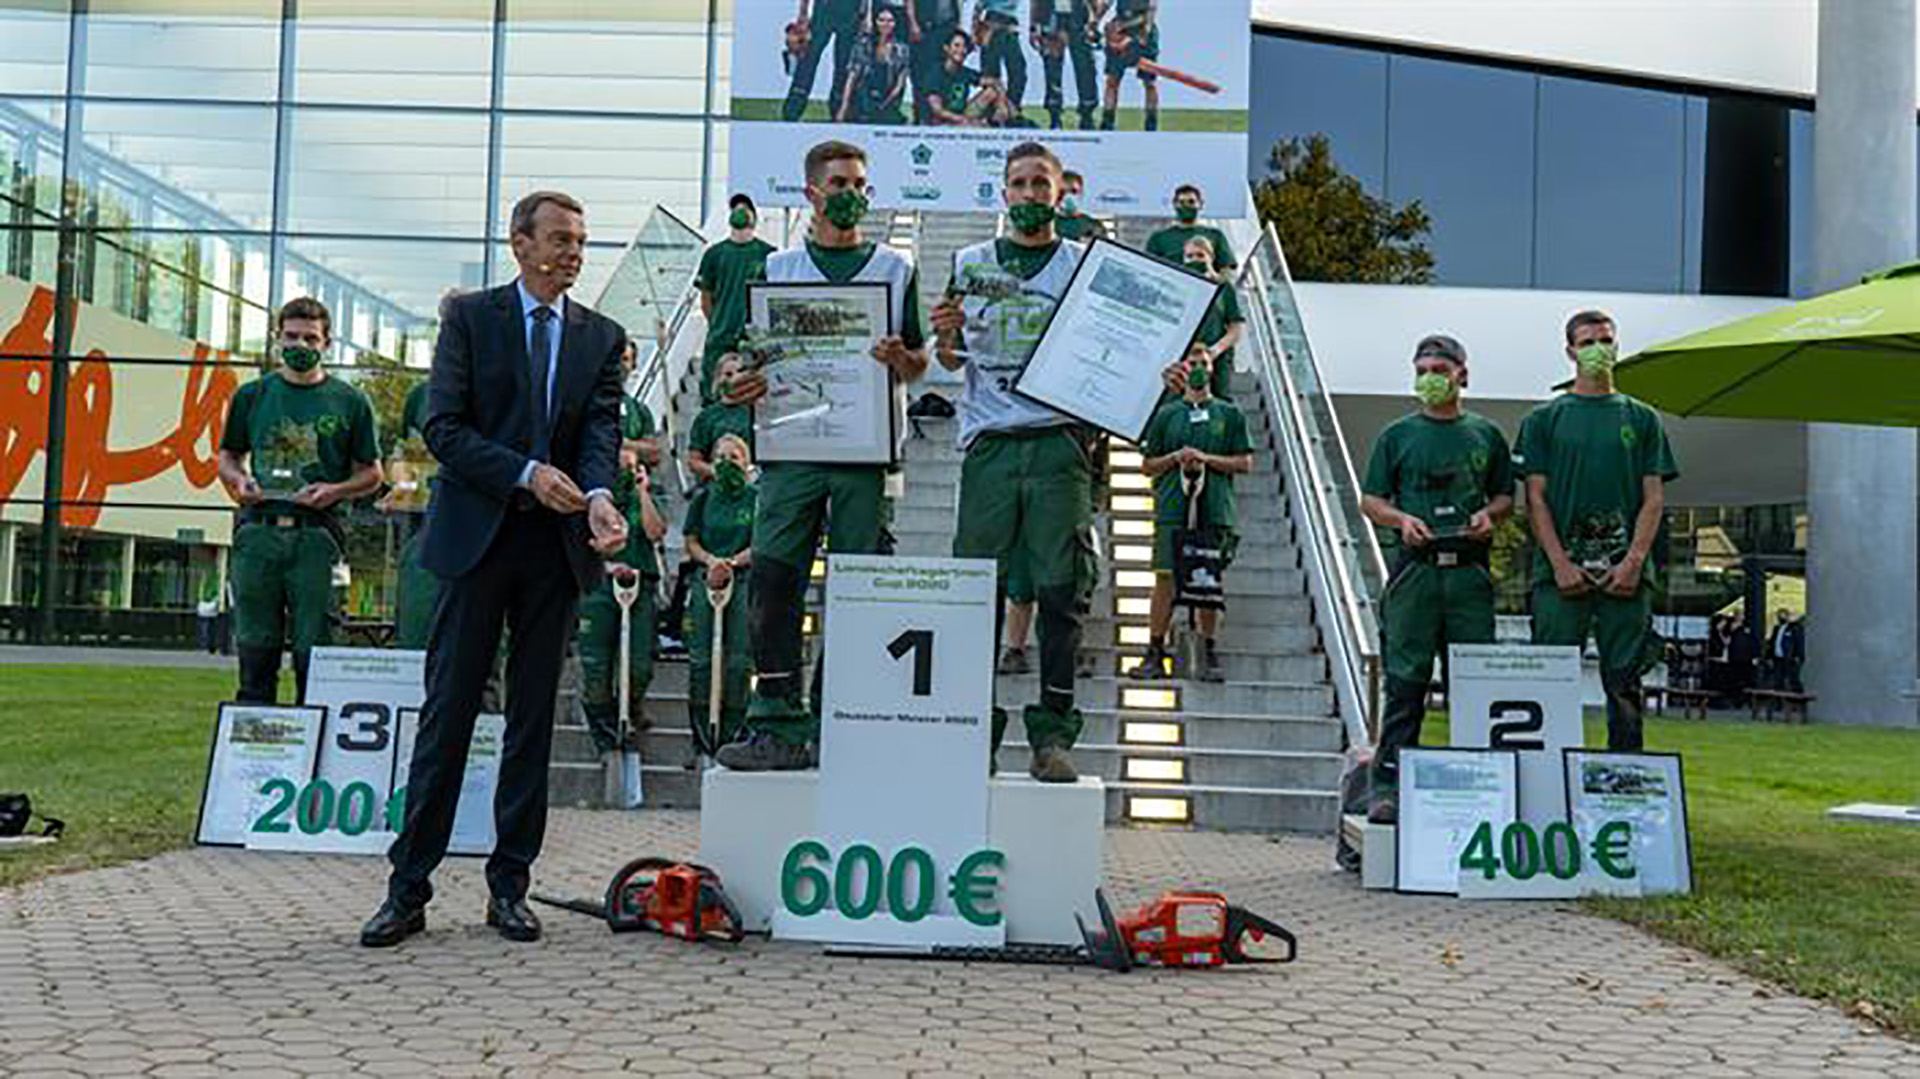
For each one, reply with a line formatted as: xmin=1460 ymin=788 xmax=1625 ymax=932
xmin=1616 ymin=260 xmax=1920 ymax=426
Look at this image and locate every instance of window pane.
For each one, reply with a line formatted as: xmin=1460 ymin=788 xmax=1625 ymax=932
xmin=488 ymin=239 xmax=631 ymax=318
xmin=0 ymin=1 xmax=70 ymax=96
xmin=79 ymin=1 xmax=280 ymax=102
xmin=71 ymin=230 xmax=271 ymax=356
xmin=1536 ymin=76 xmax=1688 ymax=293
xmin=285 ymin=108 xmax=489 ymax=238
xmin=1248 ymin=33 xmax=1387 ymax=194
xmin=294 ymin=1 xmax=495 ymax=107
xmin=503 ymin=0 xmax=712 ymax=115
xmin=74 ymin=101 xmax=278 ymax=231
xmin=495 ymin=114 xmax=706 ymax=243
xmin=1789 ymin=108 xmax=1813 ymax=298
xmin=280 ymin=236 xmax=483 ymax=365
xmin=1 ymin=97 xmax=64 ymax=282
xmin=1386 ymin=55 xmax=1535 ymax=288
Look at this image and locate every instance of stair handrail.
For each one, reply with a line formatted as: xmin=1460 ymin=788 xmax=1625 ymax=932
xmin=1234 ymin=216 xmax=1385 ymax=750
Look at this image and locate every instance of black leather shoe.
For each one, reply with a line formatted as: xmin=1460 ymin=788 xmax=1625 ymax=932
xmin=359 ymin=900 xmax=425 ymax=948
xmin=485 ymin=897 xmax=542 ymax=943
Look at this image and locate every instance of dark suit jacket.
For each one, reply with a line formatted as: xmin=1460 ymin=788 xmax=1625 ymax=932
xmin=420 ymin=282 xmax=627 ymax=592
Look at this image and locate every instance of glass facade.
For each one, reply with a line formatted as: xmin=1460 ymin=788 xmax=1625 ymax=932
xmin=0 ymin=1 xmax=731 ymax=640
xmin=1249 ymin=29 xmax=1814 ymax=298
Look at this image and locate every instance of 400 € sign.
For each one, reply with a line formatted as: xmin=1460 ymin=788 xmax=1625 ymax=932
xmin=779 ymin=841 xmax=1004 ymax=926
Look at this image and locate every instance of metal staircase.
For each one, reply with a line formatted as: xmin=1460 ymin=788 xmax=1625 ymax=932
xmin=548 ymin=198 xmax=1386 ymax=835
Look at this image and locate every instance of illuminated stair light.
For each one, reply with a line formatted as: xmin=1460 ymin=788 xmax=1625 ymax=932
xmin=1120 ymin=686 xmax=1179 ymax=711
xmin=1127 ymin=795 xmax=1192 ymax=824
xmin=1114 ymin=569 xmax=1157 ymax=590
xmin=1110 ymin=450 xmax=1144 ymax=470
xmin=1120 ymin=719 xmax=1183 ymax=745
xmin=1109 ymin=495 xmax=1154 ymax=514
xmin=1110 ymin=472 xmax=1150 ymax=491
xmin=1124 ymin=756 xmax=1187 ymax=783
xmin=1114 ymin=544 xmax=1152 ymax=563
xmin=1115 ymin=596 xmax=1152 ymax=617
xmin=1117 ymin=625 xmax=1152 ymax=645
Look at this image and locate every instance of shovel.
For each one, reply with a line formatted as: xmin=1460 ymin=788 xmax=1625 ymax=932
xmin=701 ymin=569 xmax=737 ymax=763
xmin=605 ymin=571 xmax=645 ymax=809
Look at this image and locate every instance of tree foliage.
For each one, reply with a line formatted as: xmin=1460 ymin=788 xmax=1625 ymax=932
xmin=1253 ymin=134 xmax=1435 ymax=285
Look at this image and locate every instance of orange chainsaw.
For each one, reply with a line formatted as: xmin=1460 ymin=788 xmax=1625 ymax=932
xmin=533 ymin=857 xmax=745 ymax=943
xmin=896 ymin=888 xmax=1296 ymax=970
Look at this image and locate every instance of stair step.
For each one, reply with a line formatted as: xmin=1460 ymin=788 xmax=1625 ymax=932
xmin=999 ymin=743 xmax=1343 ymax=789
xmin=1103 ymin=782 xmax=1340 ymax=833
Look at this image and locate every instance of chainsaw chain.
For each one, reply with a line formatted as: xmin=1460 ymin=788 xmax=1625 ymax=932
xmin=927 ymin=943 xmax=1090 ymax=966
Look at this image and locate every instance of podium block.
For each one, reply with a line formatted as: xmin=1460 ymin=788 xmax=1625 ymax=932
xmin=700 ymin=769 xmax=1105 ymax=946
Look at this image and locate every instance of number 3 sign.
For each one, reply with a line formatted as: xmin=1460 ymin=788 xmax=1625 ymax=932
xmin=1448 ymin=644 xmax=1585 ymax=828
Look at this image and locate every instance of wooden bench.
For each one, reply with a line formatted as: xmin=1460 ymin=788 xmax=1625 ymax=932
xmin=1749 ymin=689 xmax=1815 ymax=724
xmin=1659 ymin=687 xmax=1717 ymax=719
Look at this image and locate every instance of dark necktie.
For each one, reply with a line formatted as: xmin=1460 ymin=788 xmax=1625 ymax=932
xmin=530 ymin=305 xmax=554 ymax=464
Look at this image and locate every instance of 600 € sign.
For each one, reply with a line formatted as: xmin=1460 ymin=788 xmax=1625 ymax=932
xmin=780 ymin=841 xmax=1004 ymax=926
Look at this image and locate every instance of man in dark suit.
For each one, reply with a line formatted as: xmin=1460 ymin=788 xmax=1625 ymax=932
xmin=363 ymin=191 xmax=629 ymax=947
xmin=1767 ymin=609 xmax=1806 ymax=692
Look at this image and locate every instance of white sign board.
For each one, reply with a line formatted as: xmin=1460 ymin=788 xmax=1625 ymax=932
xmin=1395 ymin=748 xmax=1518 ymax=896
xmin=774 ymin=555 xmax=1002 ymax=947
xmin=1449 ymin=644 xmax=1585 ymax=828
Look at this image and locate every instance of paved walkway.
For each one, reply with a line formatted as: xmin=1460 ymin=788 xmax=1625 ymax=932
xmin=0 ymin=646 xmax=230 ymax=669
xmin=2 ymin=810 xmax=1913 ymax=1078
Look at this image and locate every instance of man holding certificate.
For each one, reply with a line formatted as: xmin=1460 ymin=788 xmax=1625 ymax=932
xmin=930 ymin=141 xmax=1097 ymax=783
xmin=719 ymin=139 xmax=929 ymax=771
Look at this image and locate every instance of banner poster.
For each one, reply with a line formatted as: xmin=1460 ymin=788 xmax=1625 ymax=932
xmin=729 ymin=0 xmax=1252 ymax=216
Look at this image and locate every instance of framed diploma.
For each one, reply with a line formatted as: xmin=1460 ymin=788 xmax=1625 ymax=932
xmin=1394 ymin=747 xmax=1520 ymax=896
xmin=194 ymin=703 xmax=326 ymax=847
xmin=1564 ymin=750 xmax=1693 ymax=896
xmin=1013 ymin=238 xmax=1218 ymax=444
xmin=746 ymin=281 xmax=898 ymax=465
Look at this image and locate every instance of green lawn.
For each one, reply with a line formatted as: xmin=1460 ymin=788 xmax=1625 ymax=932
xmin=729 ymin=96 xmax=1247 ymax=132
xmin=0 ymin=665 xmax=235 ymax=889
xmin=1424 ymin=712 xmax=1920 ymax=1037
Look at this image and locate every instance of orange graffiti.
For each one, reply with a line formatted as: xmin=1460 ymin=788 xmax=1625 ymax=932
xmin=1 ymin=284 xmax=239 ymax=529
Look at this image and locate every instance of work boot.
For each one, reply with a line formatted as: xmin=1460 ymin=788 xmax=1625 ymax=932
xmin=1130 ymin=644 xmax=1170 ymax=680
xmin=1144 ymin=110 xmax=1159 ymax=132
xmin=1029 ymin=745 xmax=1078 ymax=783
xmin=998 ymin=646 xmax=1031 ymax=675
xmin=1078 ymin=107 xmax=1096 ymax=130
xmin=714 ymin=730 xmax=816 ymax=772
xmin=1075 ymin=648 xmax=1098 ymax=678
xmin=1196 ymin=640 xmax=1224 ymax=683
xmin=1367 ymin=793 xmax=1399 ymax=825
xmin=1100 ymin=108 xmax=1116 ymax=131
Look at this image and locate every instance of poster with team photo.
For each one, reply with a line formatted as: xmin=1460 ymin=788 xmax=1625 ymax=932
xmin=729 ymin=0 xmax=1251 ymax=216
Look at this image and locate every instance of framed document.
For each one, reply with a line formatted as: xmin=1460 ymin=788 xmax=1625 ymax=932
xmin=1564 ymin=750 xmax=1693 ymax=896
xmin=195 ymin=703 xmax=326 ymax=847
xmin=1394 ymin=747 xmax=1520 ymax=896
xmin=746 ymin=281 xmax=897 ymax=465
xmin=1013 ymin=238 xmax=1218 ymax=444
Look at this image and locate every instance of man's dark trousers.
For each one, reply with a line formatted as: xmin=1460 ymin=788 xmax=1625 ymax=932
xmin=387 ymin=504 xmax=578 ymax=907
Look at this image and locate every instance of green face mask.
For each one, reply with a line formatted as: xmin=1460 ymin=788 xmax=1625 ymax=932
xmin=821 ymin=189 xmax=869 ymax=230
xmin=280 ymin=345 xmax=322 ymax=373
xmin=1575 ymin=341 xmax=1618 ymax=378
xmin=1185 ymin=258 xmax=1211 ymax=274
xmin=729 ymin=207 xmax=753 ymax=230
xmin=1414 ymin=371 xmax=1456 ymax=408
xmin=1187 ymin=364 xmax=1211 ymax=393
xmin=1007 ymin=201 xmax=1055 ymax=235
xmin=1175 ymin=203 xmax=1199 ymax=224
xmin=714 ymin=458 xmax=747 ymax=492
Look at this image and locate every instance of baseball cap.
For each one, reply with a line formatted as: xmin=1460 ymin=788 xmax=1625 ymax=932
xmin=1413 ymin=333 xmax=1467 ymax=366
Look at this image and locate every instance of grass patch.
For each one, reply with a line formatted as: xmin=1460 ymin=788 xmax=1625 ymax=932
xmin=0 ymin=665 xmax=235 ymax=889
xmin=1423 ymin=712 xmax=1920 ymax=1037
xmin=729 ymin=96 xmax=1246 ymax=131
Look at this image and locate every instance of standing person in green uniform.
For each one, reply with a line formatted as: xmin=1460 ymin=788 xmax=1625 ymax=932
xmin=389 ymin=379 xmax=440 ymax=649
xmin=1053 ymin=169 xmax=1108 ymax=241
xmin=975 ymin=0 xmax=1029 ymax=122
xmin=573 ymin=448 xmax=668 ymax=757
xmin=1033 ymin=0 xmax=1099 ymax=130
xmin=696 ymin=194 xmax=777 ymax=403
xmin=683 ymin=434 xmax=758 ymax=750
xmin=217 ymin=297 xmax=383 ymax=704
xmin=619 ymin=340 xmax=662 ymax=470
xmin=1181 ymin=235 xmax=1244 ymax=399
xmin=686 ymin=353 xmax=757 ymax=485
xmin=1133 ymin=346 xmax=1254 ymax=683
xmin=1100 ymin=0 xmax=1159 ymax=131
xmin=1357 ymin=334 xmax=1514 ymax=823
xmin=718 ymin=139 xmax=929 ymax=771
xmin=931 ymin=141 xmax=1096 ymax=782
xmin=782 ymin=0 xmax=866 ymax=122
xmin=1518 ymin=310 xmax=1678 ymax=753
xmin=1146 ymin=184 xmax=1236 ymax=270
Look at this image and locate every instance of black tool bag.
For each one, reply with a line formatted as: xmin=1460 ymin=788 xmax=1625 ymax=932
xmin=1172 ymin=472 xmax=1226 ymax=611
xmin=0 ymin=793 xmax=64 ymax=839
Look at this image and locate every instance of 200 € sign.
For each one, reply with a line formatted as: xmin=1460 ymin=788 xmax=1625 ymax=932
xmin=780 ymin=841 xmax=1004 ymax=927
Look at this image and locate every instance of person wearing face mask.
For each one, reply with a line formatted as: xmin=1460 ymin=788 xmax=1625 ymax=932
xmin=1145 ymin=183 xmax=1237 ymax=271
xmin=684 ymin=434 xmax=759 ymax=750
xmin=573 ymin=446 xmax=669 ymax=759
xmin=696 ymin=194 xmax=777 ymax=404
xmin=1356 ymin=334 xmax=1514 ymax=823
xmin=687 ymin=353 xmax=758 ymax=486
xmin=1516 ymin=309 xmax=1679 ymax=753
xmin=931 ymin=141 xmax=1096 ymax=782
xmin=1134 ymin=346 xmax=1255 ymax=684
xmin=1179 ymin=234 xmax=1244 ymax=400
xmin=217 ymin=297 xmax=383 ymax=705
xmin=719 ymin=140 xmax=929 ymax=771
xmin=1053 ymin=169 xmax=1108 ymax=241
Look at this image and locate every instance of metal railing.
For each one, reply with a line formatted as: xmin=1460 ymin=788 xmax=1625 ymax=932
xmin=1234 ymin=218 xmax=1387 ymax=749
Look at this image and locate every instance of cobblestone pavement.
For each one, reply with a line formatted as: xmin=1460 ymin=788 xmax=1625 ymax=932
xmin=2 ymin=810 xmax=1913 ymax=1078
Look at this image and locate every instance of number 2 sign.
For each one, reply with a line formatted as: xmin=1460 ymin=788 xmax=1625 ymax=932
xmin=1448 ymin=645 xmax=1585 ymax=828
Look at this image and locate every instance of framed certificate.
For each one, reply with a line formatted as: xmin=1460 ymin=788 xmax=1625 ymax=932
xmin=746 ymin=281 xmax=898 ymax=465
xmin=1013 ymin=238 xmax=1218 ymax=444
xmin=1563 ymin=750 xmax=1693 ymax=896
xmin=1394 ymin=747 xmax=1520 ymax=896
xmin=195 ymin=703 xmax=326 ymax=847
